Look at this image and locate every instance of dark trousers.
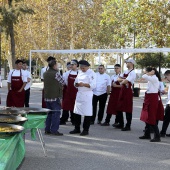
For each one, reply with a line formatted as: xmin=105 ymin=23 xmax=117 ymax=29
xmin=118 ymin=112 xmax=132 ymax=128
xmin=91 ymin=93 xmax=108 ymax=122
xmin=145 ymin=123 xmax=160 ymax=138
xmin=75 ymin=114 xmax=91 ymax=132
xmin=24 ymin=88 xmax=30 ymax=107
xmin=161 ymin=105 xmax=170 ymax=134
xmin=105 ymin=111 xmax=124 ymax=125
xmin=60 ymin=110 xmax=75 ymax=124
xmin=45 ymin=99 xmax=61 ymax=133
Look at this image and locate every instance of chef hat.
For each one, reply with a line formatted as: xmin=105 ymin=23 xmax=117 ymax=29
xmin=71 ymin=59 xmax=79 ymax=67
xmin=47 ymin=56 xmax=56 ymax=62
xmin=79 ymin=60 xmax=90 ymax=67
xmin=125 ymin=58 xmax=136 ymax=65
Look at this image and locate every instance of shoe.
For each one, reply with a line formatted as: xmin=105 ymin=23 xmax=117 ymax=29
xmin=90 ymin=122 xmax=94 ymax=125
xmin=160 ymin=133 xmax=165 ymax=137
xmin=166 ymin=134 xmax=170 ymax=137
xmin=80 ymin=131 xmax=89 ymax=136
xmin=45 ymin=131 xmax=51 ymax=135
xmin=60 ymin=122 xmax=66 ymax=125
xmin=121 ymin=127 xmax=131 ymax=131
xmin=114 ymin=124 xmax=124 ymax=129
xmin=150 ymin=138 xmax=161 ymax=142
xmin=51 ymin=131 xmax=63 ymax=136
xmin=112 ymin=123 xmax=119 ymax=127
xmin=69 ymin=129 xmax=81 ymax=134
xmin=97 ymin=120 xmax=101 ymax=125
xmin=139 ymin=135 xmax=151 ymax=139
xmin=101 ymin=122 xmax=110 ymax=126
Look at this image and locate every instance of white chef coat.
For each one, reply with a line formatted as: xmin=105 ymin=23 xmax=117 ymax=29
xmin=41 ymin=67 xmax=48 ymax=80
xmin=7 ymin=69 xmax=27 ymax=83
xmin=111 ymin=73 xmax=121 ymax=82
xmin=74 ymin=69 xmax=96 ymax=116
xmin=167 ymin=85 xmax=170 ymax=104
xmin=93 ymin=72 xmax=111 ymax=96
xmin=123 ymin=69 xmax=136 ymax=84
xmin=64 ymin=70 xmax=79 ymax=85
xmin=159 ymin=81 xmax=165 ymax=93
xmin=142 ymin=74 xmax=159 ymax=94
xmin=24 ymin=70 xmax=32 ymax=90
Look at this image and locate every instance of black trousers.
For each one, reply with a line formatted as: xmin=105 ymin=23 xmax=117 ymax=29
xmin=75 ymin=114 xmax=91 ymax=132
xmin=24 ymin=88 xmax=30 ymax=107
xmin=91 ymin=93 xmax=108 ymax=122
xmin=60 ymin=110 xmax=75 ymax=124
xmin=161 ymin=105 xmax=170 ymax=134
xmin=118 ymin=112 xmax=132 ymax=128
xmin=145 ymin=123 xmax=160 ymax=138
xmin=105 ymin=111 xmax=124 ymax=125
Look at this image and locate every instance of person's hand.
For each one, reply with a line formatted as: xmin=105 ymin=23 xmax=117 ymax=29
xmin=112 ymin=83 xmax=117 ymax=87
xmin=18 ymin=89 xmax=22 ymax=92
xmin=78 ymin=82 xmax=84 ymax=87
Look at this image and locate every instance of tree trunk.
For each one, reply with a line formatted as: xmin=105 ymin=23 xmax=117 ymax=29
xmin=9 ymin=22 xmax=16 ymax=69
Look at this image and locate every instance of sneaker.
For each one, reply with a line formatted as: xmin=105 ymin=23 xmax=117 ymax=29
xmin=139 ymin=135 xmax=151 ymax=139
xmin=51 ymin=131 xmax=63 ymax=136
xmin=150 ymin=138 xmax=161 ymax=142
xmin=69 ymin=129 xmax=81 ymax=134
xmin=80 ymin=130 xmax=89 ymax=136
xmin=97 ymin=120 xmax=101 ymax=125
xmin=45 ymin=131 xmax=51 ymax=135
xmin=121 ymin=127 xmax=131 ymax=131
xmin=101 ymin=122 xmax=110 ymax=126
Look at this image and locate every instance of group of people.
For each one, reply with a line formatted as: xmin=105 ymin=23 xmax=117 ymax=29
xmin=5 ymin=57 xmax=170 ymax=142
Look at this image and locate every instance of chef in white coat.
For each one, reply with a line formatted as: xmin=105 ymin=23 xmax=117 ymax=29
xmin=69 ymin=60 xmax=96 ymax=136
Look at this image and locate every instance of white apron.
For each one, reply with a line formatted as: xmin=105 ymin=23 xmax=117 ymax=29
xmin=74 ymin=91 xmax=93 ymax=116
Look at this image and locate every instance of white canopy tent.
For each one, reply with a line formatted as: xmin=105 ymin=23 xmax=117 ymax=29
xmin=29 ymin=48 xmax=170 ymax=71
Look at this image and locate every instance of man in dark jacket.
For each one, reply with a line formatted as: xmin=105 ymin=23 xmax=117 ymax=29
xmin=44 ymin=60 xmax=65 ymax=136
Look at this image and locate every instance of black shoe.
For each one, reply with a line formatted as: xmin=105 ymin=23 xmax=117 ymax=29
xmin=97 ymin=120 xmax=101 ymax=125
xmin=51 ymin=131 xmax=63 ymax=136
xmin=101 ymin=122 xmax=110 ymax=126
xmin=60 ymin=122 xmax=66 ymax=125
xmin=166 ymin=134 xmax=170 ymax=137
xmin=150 ymin=138 xmax=161 ymax=142
xmin=114 ymin=124 xmax=124 ymax=129
xmin=90 ymin=121 xmax=94 ymax=125
xmin=160 ymin=133 xmax=166 ymax=137
xmin=80 ymin=130 xmax=89 ymax=136
xmin=121 ymin=127 xmax=131 ymax=131
xmin=112 ymin=123 xmax=119 ymax=127
xmin=69 ymin=129 xmax=81 ymax=134
xmin=45 ymin=131 xmax=51 ymax=135
xmin=139 ymin=135 xmax=151 ymax=139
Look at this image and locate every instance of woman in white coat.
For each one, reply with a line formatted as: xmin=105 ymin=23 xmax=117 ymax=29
xmin=70 ymin=60 xmax=96 ymax=136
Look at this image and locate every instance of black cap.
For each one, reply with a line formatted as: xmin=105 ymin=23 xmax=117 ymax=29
xmin=47 ymin=56 xmax=55 ymax=62
xmin=71 ymin=59 xmax=79 ymax=67
xmin=79 ymin=60 xmax=90 ymax=67
xmin=15 ymin=59 xmax=23 ymax=64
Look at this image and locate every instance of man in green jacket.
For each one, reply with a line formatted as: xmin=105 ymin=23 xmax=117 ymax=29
xmin=44 ymin=60 xmax=65 ymax=136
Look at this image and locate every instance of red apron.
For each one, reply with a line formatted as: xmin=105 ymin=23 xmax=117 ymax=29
xmin=107 ymin=81 xmax=121 ymax=115
xmin=42 ymin=67 xmax=48 ymax=108
xmin=62 ymin=72 xmax=78 ymax=111
xmin=140 ymin=93 xmax=159 ymax=125
xmin=6 ymin=70 xmax=25 ymax=107
xmin=117 ymin=70 xmax=133 ymax=113
xmin=156 ymin=93 xmax=164 ymax=121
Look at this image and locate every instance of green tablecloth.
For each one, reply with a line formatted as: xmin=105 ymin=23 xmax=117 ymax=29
xmin=24 ymin=114 xmax=47 ymax=140
xmin=0 ymin=133 xmax=25 ymax=170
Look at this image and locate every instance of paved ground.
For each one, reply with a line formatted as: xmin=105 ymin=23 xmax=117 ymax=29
xmin=1 ymin=84 xmax=170 ymax=170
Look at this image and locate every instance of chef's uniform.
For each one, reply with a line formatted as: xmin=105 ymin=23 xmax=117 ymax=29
xmin=104 ymin=74 xmax=123 ymax=125
xmin=24 ymin=70 xmax=32 ymax=107
xmin=91 ymin=72 xmax=111 ymax=124
xmin=6 ymin=69 xmax=27 ymax=107
xmin=73 ymin=69 xmax=96 ymax=133
xmin=117 ymin=69 xmax=136 ymax=129
xmin=60 ymin=70 xmax=79 ymax=124
xmin=140 ymin=74 xmax=161 ymax=140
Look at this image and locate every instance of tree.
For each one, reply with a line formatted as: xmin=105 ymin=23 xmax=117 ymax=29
xmin=0 ymin=0 xmax=34 ymax=68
